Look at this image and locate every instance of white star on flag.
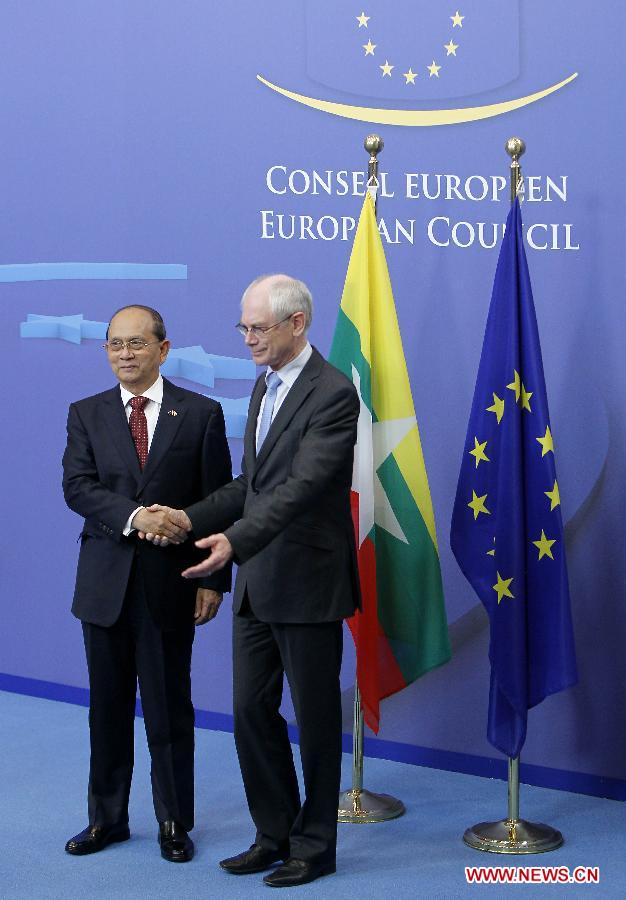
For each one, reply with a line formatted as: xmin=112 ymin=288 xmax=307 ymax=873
xmin=351 ymin=365 xmax=375 ymax=547
xmin=351 ymin=365 xmax=414 ymax=546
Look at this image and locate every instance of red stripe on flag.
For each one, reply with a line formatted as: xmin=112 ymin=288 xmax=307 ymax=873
xmin=349 ymin=489 xmax=360 ymax=540
xmin=349 ymin=491 xmax=407 ymax=733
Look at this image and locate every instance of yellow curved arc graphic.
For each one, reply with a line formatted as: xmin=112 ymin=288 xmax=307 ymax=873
xmin=257 ymin=73 xmax=578 ymax=127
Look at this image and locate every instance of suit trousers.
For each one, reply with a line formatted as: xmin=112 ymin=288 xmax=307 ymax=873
xmin=232 ymin=600 xmax=343 ymax=863
xmin=82 ymin=561 xmax=195 ymax=830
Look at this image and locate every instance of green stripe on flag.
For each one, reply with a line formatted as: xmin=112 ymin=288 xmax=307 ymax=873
xmin=329 ymin=308 xmax=374 ymax=419
xmin=376 ymin=452 xmax=451 ymax=682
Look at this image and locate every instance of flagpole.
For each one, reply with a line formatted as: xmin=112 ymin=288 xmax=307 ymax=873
xmin=463 ymin=137 xmax=563 ymax=855
xmin=337 ymin=134 xmax=405 ymax=825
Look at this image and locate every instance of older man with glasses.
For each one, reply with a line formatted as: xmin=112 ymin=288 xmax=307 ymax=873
xmin=143 ymin=275 xmax=361 ymax=887
xmin=62 ymin=304 xmax=232 ymax=863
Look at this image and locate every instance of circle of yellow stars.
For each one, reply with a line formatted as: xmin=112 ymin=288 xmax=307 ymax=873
xmin=356 ymin=10 xmax=464 ymax=84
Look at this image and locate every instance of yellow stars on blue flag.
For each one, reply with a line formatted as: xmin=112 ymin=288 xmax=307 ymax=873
xmin=520 ymin=384 xmax=532 ymax=411
xmin=493 ymin=571 xmax=514 ymax=604
xmin=506 ymin=369 xmax=520 ymax=401
xmin=355 ymin=9 xmax=465 ymax=84
xmin=536 ymin=425 xmax=554 ymax=456
xmin=484 ymin=372 xmax=535 ymax=428
xmin=506 ymin=369 xmax=532 ymax=411
xmin=450 ymin=198 xmax=577 ymax=760
xmin=545 ymin=480 xmax=561 ymax=511
xmin=486 ymin=392 xmax=505 ymax=424
xmin=469 ymin=437 xmax=489 ymax=467
xmin=532 ymin=530 xmax=556 ymax=560
xmin=468 ymin=490 xmax=490 ymax=520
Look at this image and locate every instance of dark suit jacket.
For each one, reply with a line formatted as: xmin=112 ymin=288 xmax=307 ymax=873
xmin=186 ymin=348 xmax=361 ymax=623
xmin=62 ymin=377 xmax=232 ymax=629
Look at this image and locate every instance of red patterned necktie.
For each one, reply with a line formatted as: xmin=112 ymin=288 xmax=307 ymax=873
xmin=129 ymin=396 xmax=149 ymax=469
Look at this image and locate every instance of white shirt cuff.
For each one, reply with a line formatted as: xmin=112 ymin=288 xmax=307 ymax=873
xmin=123 ymin=507 xmax=144 ymax=536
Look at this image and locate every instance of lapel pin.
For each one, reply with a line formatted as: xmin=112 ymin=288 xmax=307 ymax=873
xmin=167 ymin=409 xmax=178 ymax=416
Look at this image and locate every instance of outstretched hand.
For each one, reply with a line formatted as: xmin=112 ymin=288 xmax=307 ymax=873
xmin=182 ymin=534 xmax=233 ymax=578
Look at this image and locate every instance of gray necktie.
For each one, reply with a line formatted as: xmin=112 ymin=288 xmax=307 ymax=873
xmin=256 ymin=371 xmax=282 ymax=451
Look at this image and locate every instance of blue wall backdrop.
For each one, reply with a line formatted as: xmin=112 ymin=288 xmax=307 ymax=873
xmin=1 ymin=1 xmax=624 ymax=798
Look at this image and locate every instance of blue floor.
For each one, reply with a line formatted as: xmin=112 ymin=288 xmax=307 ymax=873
xmin=1 ymin=690 xmax=623 ymax=898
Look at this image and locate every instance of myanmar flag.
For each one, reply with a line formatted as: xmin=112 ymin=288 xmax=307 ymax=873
xmin=330 ymin=193 xmax=451 ymax=734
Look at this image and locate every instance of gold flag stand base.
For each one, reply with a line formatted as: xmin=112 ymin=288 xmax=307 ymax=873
xmin=338 ymin=677 xmax=406 ymax=825
xmin=463 ymin=818 xmax=563 ymax=854
xmin=464 ymin=752 xmax=564 ymax=855
xmin=338 ymin=788 xmax=405 ymax=824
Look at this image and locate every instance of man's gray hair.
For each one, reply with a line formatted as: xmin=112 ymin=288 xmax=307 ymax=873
xmin=242 ymin=274 xmax=313 ymax=331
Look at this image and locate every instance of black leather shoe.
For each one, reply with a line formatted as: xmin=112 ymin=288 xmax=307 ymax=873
xmin=219 ymin=843 xmax=288 ymax=875
xmin=158 ymin=820 xmax=194 ymax=863
xmin=263 ymin=858 xmax=336 ymax=887
xmin=65 ymin=824 xmax=130 ymax=855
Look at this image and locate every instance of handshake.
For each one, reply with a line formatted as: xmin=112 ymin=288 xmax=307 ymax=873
xmin=132 ymin=504 xmax=191 ymax=546
xmin=132 ymin=506 xmax=234 ymax=577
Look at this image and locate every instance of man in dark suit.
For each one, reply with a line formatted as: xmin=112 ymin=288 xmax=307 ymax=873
xmin=145 ymin=275 xmax=360 ymax=886
xmin=62 ymin=304 xmax=231 ymax=862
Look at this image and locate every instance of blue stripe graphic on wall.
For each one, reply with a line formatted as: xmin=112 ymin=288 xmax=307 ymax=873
xmin=18 ymin=315 xmax=255 ymax=439
xmin=0 ymin=262 xmax=187 ymax=282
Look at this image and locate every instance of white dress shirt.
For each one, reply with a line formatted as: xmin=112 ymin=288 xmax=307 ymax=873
xmin=255 ymin=342 xmax=313 ymax=445
xmin=120 ymin=375 xmax=164 ymax=534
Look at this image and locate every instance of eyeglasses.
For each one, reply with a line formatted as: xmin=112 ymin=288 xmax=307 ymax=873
xmin=235 ymin=314 xmax=293 ymax=338
xmin=103 ymin=339 xmax=162 ymax=353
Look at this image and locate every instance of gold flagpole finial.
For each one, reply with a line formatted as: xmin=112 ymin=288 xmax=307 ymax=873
xmin=364 ymin=134 xmax=384 ymax=209
xmin=505 ymin=137 xmax=526 ymax=203
xmin=364 ymin=133 xmax=384 ymax=160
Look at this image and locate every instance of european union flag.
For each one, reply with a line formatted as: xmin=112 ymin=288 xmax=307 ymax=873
xmin=450 ymin=199 xmax=577 ymax=759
